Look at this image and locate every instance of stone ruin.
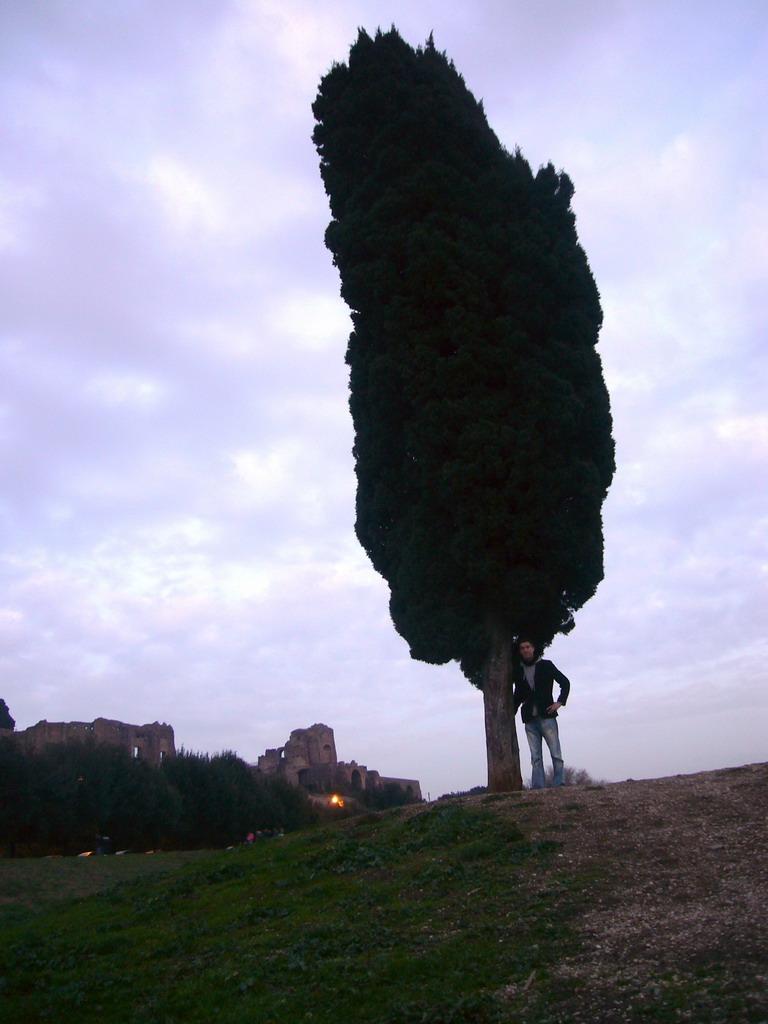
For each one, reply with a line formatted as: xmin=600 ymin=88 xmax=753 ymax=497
xmin=1 ymin=717 xmax=175 ymax=768
xmin=0 ymin=711 xmax=421 ymax=801
xmin=253 ymin=723 xmax=421 ymax=801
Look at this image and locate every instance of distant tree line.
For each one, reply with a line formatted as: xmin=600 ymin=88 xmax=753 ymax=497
xmin=0 ymin=738 xmax=318 ymax=857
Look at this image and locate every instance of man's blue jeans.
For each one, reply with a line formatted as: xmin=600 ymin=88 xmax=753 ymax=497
xmin=525 ymin=716 xmax=564 ymax=789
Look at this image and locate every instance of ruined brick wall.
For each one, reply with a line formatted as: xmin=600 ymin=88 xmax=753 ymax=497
xmin=283 ymin=724 xmax=338 ymax=787
xmin=376 ymin=776 xmax=422 ymax=801
xmin=336 ymin=760 xmax=369 ymax=792
xmin=256 ymin=747 xmax=283 ymax=774
xmin=253 ymin=723 xmax=421 ymax=800
xmin=256 ymin=723 xmax=338 ymax=788
xmin=10 ymin=718 xmax=175 ymax=767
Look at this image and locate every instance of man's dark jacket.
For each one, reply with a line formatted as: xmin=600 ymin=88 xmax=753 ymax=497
xmin=513 ymin=660 xmax=570 ymax=724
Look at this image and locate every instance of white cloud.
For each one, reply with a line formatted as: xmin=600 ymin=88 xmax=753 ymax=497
xmin=230 ymin=444 xmax=303 ymax=509
xmin=84 ymin=372 xmax=167 ymax=408
xmin=715 ymin=414 xmax=768 ymax=454
xmin=145 ymin=155 xmax=227 ymax=235
xmin=0 ymin=178 xmax=43 ymax=248
xmin=268 ymin=291 xmax=351 ymax=352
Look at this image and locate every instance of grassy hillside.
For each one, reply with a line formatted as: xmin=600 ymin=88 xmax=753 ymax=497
xmin=0 ymin=799 xmax=576 ymax=1023
xmin=1 ymin=770 xmax=766 ymax=1024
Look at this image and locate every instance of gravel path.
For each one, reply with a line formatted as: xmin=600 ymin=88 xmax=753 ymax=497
xmin=488 ymin=762 xmax=768 ymax=1021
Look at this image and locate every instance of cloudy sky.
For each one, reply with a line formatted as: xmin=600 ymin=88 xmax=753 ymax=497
xmin=1 ymin=0 xmax=766 ymax=799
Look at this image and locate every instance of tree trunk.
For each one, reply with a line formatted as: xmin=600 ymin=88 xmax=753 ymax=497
xmin=483 ymin=630 xmax=522 ymax=792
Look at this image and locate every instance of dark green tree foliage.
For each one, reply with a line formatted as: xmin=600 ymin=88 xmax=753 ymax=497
xmin=313 ymin=29 xmax=614 ymax=682
xmin=159 ymin=750 xmax=316 ymax=848
xmin=0 ymin=739 xmax=179 ymax=855
xmin=0 ymin=699 xmax=14 ymax=730
xmin=0 ymin=739 xmax=317 ymax=855
xmin=0 ymin=737 xmax=31 ymax=855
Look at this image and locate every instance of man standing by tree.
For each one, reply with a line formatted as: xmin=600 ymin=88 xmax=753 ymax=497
xmin=514 ymin=639 xmax=570 ymax=789
xmin=313 ymin=28 xmax=613 ymax=791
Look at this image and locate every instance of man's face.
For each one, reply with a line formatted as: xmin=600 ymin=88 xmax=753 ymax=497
xmin=519 ymin=641 xmax=535 ymax=660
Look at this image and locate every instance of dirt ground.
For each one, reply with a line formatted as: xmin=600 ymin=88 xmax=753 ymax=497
xmin=485 ymin=762 xmax=768 ymax=1022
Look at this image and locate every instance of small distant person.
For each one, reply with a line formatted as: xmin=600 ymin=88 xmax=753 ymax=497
xmin=95 ymin=835 xmax=112 ymax=855
xmin=513 ymin=638 xmax=570 ymax=789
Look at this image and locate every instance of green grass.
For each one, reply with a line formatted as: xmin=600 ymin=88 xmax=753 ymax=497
xmin=2 ymin=795 xmax=763 ymax=1023
xmin=0 ymin=850 xmax=214 ymax=929
xmin=0 ymin=801 xmax=581 ymax=1024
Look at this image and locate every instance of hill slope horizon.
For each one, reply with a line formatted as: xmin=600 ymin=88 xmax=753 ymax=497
xmin=1 ymin=761 xmax=765 ymax=1023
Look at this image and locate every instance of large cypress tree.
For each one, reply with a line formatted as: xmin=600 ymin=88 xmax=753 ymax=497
xmin=313 ymin=29 xmax=614 ymax=791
